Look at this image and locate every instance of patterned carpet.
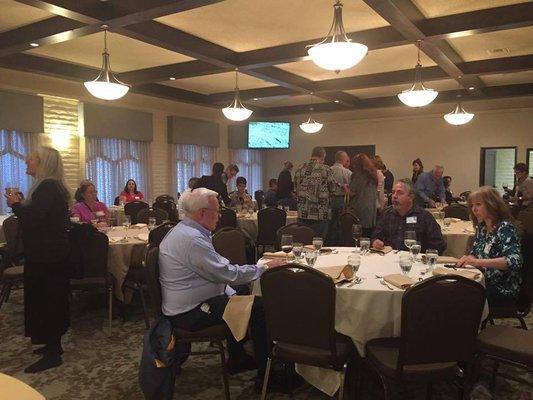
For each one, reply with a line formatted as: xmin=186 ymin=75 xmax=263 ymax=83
xmin=0 ymin=290 xmax=531 ymax=400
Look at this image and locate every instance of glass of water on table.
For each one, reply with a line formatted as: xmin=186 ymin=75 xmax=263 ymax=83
xmin=304 ymin=250 xmax=317 ymax=267
xmin=399 ymin=254 xmax=412 ymax=276
xmin=404 ymin=230 xmax=417 ymax=252
xmin=410 ymin=241 xmax=421 ymax=261
xmin=347 ymin=254 xmax=361 ymax=283
xmin=425 ymin=249 xmax=438 ymax=273
xmin=292 ymin=242 xmax=303 ymax=262
xmin=312 ymin=237 xmax=323 ymax=252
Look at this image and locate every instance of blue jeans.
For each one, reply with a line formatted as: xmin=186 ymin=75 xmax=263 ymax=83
xmin=298 ymin=218 xmax=329 ymax=239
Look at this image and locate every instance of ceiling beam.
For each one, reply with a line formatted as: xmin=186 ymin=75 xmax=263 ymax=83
xmin=120 ymin=61 xmax=230 ymax=84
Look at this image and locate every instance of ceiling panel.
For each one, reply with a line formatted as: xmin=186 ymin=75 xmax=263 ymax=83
xmin=481 ymin=70 xmax=533 ymax=86
xmin=162 ymin=71 xmax=275 ymax=95
xmin=253 ymin=95 xmax=329 ymax=108
xmin=411 ymin=0 xmax=529 ymax=18
xmin=448 ymin=26 xmax=533 ymax=62
xmin=27 ymin=32 xmax=194 ymax=72
xmin=156 ymin=0 xmax=389 ymax=52
xmin=0 ymin=0 xmax=54 ymax=33
xmin=277 ymin=44 xmax=437 ymax=81
xmin=345 ymin=78 xmax=458 ymax=99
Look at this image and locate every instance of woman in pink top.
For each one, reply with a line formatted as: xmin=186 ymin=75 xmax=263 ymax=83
xmin=119 ymin=179 xmax=144 ymax=203
xmin=71 ymin=181 xmax=108 ymax=223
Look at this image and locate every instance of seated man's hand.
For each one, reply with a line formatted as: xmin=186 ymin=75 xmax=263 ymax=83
xmin=372 ymin=239 xmax=384 ymax=249
xmin=265 ymin=259 xmax=286 ymax=269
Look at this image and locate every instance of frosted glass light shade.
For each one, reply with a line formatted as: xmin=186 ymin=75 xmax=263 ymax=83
xmin=299 ymin=118 xmax=323 ymax=133
xmin=84 ymin=81 xmax=129 ymax=100
xmin=308 ymin=42 xmax=368 ymax=72
xmin=398 ymin=86 xmax=438 ymax=107
xmin=222 ymin=104 xmax=253 ymax=121
xmin=444 ymin=103 xmax=474 ymax=125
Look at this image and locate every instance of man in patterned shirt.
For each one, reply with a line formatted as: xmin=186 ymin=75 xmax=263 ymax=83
xmin=294 ymin=146 xmax=336 ymax=238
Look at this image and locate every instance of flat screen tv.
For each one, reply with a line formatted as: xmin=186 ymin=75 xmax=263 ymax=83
xmin=248 ymin=121 xmax=290 ymax=149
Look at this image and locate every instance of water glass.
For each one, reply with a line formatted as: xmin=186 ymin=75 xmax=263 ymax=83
xmin=347 ymin=254 xmax=361 ymax=278
xmin=410 ymin=242 xmax=421 ymax=261
xmin=304 ymin=250 xmax=317 ymax=267
xmin=359 ymin=237 xmax=370 ymax=255
xmin=444 ymin=218 xmax=451 ymax=227
xmin=426 ymin=249 xmax=438 ymax=272
xmin=312 ymin=237 xmax=323 ymax=252
xmin=352 ymin=224 xmax=362 ymax=250
xmin=399 ymin=254 xmax=412 ymax=276
xmin=404 ymin=230 xmax=417 ymax=251
xmin=123 ymin=215 xmax=131 ymax=229
xmin=292 ymin=242 xmax=303 ymax=261
xmin=148 ymin=217 xmax=156 ymax=231
xmin=283 ymin=206 xmax=290 ymax=213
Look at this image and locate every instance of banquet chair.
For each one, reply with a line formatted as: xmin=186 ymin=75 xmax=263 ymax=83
xmin=213 ymin=227 xmax=247 ymax=265
xmin=69 ymin=228 xmax=114 ymax=336
xmin=365 ymin=275 xmax=486 ymax=400
xmin=155 ymin=194 xmax=175 ymax=203
xmin=124 ymin=201 xmax=149 ymax=224
xmin=338 ymin=211 xmax=361 ymax=247
xmin=153 ymin=199 xmax=179 ymax=222
xmin=214 ymin=207 xmax=237 ymax=232
xmin=0 ymin=216 xmax=24 ymax=311
xmin=460 ymin=191 xmax=471 ymax=199
xmin=260 ymin=264 xmax=355 ymax=400
xmin=256 ymin=207 xmax=286 ymax=258
xmin=114 ymin=196 xmax=120 ymax=206
xmin=276 ymin=223 xmax=314 ymax=250
xmin=148 ymin=222 xmax=177 ymax=247
xmin=136 ymin=207 xmax=169 ymax=225
xmin=443 ymin=203 xmax=470 ymax=221
xmin=144 ymin=245 xmax=231 ymax=400
xmin=254 ymin=190 xmax=265 ymax=210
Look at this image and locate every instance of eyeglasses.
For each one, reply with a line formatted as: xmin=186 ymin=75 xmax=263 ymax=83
xmin=202 ymin=207 xmax=221 ymax=215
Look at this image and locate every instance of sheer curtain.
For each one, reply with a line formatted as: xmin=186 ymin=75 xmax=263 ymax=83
xmin=0 ymin=129 xmax=38 ymax=214
xmin=229 ymin=149 xmax=264 ymax=194
xmin=86 ymin=137 xmax=151 ymax=206
xmin=171 ymin=144 xmax=215 ymax=194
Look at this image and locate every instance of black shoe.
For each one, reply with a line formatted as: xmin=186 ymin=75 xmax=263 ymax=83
xmin=33 ymin=345 xmax=64 ymax=356
xmin=24 ymin=355 xmax=62 ymax=373
xmin=226 ymin=355 xmax=257 ymax=375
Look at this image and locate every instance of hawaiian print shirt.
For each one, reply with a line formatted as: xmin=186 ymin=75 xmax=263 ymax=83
xmin=294 ymin=159 xmax=336 ymax=221
xmin=470 ymin=220 xmax=522 ymax=298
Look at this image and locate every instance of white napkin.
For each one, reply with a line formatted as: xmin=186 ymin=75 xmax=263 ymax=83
xmin=137 ymin=233 xmax=149 ymax=242
xmin=132 ymin=223 xmax=147 ymax=228
xmin=108 ymin=237 xmax=122 ymax=243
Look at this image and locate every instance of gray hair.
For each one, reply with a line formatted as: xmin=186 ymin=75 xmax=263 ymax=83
xmin=181 ymin=187 xmax=219 ymax=215
xmin=434 ymin=165 xmax=444 ymax=171
xmin=396 ymin=178 xmax=415 ymax=196
xmin=311 ymin=146 xmax=326 ymax=158
xmin=27 ymin=146 xmax=71 ymax=204
xmin=334 ymin=150 xmax=347 ymax=162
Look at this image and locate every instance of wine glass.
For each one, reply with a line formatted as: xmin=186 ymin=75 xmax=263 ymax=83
xmin=148 ymin=217 xmax=156 ymax=231
xmin=410 ymin=242 xmax=421 ymax=261
xmin=399 ymin=254 xmax=412 ymax=276
xmin=281 ymin=234 xmax=293 ymax=262
xmin=359 ymin=237 xmax=370 ymax=255
xmin=304 ymin=250 xmax=317 ymax=267
xmin=426 ymin=249 xmax=438 ymax=272
xmin=347 ymin=254 xmax=361 ymax=282
xmin=404 ymin=230 xmax=417 ymax=252
xmin=312 ymin=237 xmax=323 ymax=252
xmin=352 ymin=224 xmax=362 ymax=251
xmin=123 ymin=215 xmax=131 ymax=229
xmin=292 ymin=242 xmax=303 ymax=262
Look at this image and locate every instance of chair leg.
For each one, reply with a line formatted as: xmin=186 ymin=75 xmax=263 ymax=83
xmin=0 ymin=281 xmax=12 ymax=310
xmin=338 ymin=362 xmax=348 ymax=400
xmin=107 ymin=284 xmax=113 ymax=337
xmin=139 ymin=286 xmax=150 ymax=329
xmin=425 ymin=382 xmax=433 ymax=400
xmin=517 ymin=316 xmax=528 ymax=330
xmin=216 ymin=340 xmax=231 ymax=400
xmin=261 ymin=357 xmax=273 ymax=400
xmin=377 ymin=371 xmax=392 ymax=400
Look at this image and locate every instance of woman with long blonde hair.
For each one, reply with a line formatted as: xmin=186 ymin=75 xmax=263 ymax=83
xmin=5 ymin=146 xmax=71 ymax=373
xmin=457 ymin=186 xmax=522 ymax=306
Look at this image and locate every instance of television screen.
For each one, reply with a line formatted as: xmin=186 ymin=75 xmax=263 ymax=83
xmin=248 ymin=121 xmax=290 ymax=149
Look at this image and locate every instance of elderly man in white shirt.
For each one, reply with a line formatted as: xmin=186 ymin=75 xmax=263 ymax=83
xmin=327 ymin=150 xmax=352 ymax=245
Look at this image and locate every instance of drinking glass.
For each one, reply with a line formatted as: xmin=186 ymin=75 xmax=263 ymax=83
xmin=123 ymin=215 xmax=131 ymax=229
xmin=444 ymin=217 xmax=451 ymax=227
xmin=352 ymin=224 xmax=362 ymax=251
xmin=148 ymin=217 xmax=156 ymax=231
xmin=312 ymin=237 xmax=323 ymax=252
xmin=280 ymin=234 xmax=293 ymax=262
xmin=426 ymin=249 xmax=438 ymax=272
xmin=283 ymin=206 xmax=290 ymax=213
xmin=399 ymin=254 xmax=412 ymax=276
xmin=404 ymin=230 xmax=417 ymax=252
xmin=347 ymin=254 xmax=361 ymax=280
xmin=359 ymin=237 xmax=370 ymax=255
xmin=304 ymin=250 xmax=317 ymax=267
xmin=410 ymin=242 xmax=421 ymax=261
xmin=292 ymin=242 xmax=303 ymax=262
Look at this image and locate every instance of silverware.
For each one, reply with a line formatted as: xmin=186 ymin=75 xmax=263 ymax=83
xmin=379 ymin=278 xmax=395 ymax=290
xmin=347 ymin=277 xmax=362 ymax=287
xmin=375 ymin=274 xmax=383 ymax=279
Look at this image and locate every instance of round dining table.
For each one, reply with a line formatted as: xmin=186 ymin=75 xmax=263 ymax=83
xmin=440 ymin=219 xmax=475 ymax=258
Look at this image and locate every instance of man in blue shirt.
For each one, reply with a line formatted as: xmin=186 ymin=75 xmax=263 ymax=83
xmin=159 ymin=187 xmax=283 ymax=380
xmin=414 ymin=165 xmax=446 ymax=207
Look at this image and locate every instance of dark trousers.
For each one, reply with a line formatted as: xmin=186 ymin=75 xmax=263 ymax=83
xmin=326 ymin=196 xmax=345 ymax=246
xmin=168 ymin=295 xmax=268 ymax=375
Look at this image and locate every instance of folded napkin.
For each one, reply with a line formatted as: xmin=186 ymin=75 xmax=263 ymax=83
xmin=421 ymin=255 xmax=459 ymax=264
xmin=222 ymin=295 xmax=254 ymax=341
xmin=132 ymin=223 xmax=147 ymax=228
xmin=137 ymin=233 xmax=149 ymax=242
xmin=303 ymin=245 xmax=332 ymax=254
xmin=432 ymin=266 xmax=481 ymax=281
xmin=449 ymin=217 xmax=462 ymax=223
xmin=370 ymin=245 xmax=393 ymax=255
xmin=108 ymin=237 xmax=122 ymax=243
xmin=236 ymin=213 xmax=248 ymax=218
xmin=262 ymin=251 xmax=289 ymax=259
xmin=383 ymin=274 xmax=414 ymax=290
xmin=287 ymin=211 xmax=298 ymax=216
xmin=316 ymin=265 xmax=353 ymax=284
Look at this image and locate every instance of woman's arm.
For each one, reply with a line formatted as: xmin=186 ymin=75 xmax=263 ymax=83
xmin=457 ymin=255 xmax=509 ymax=270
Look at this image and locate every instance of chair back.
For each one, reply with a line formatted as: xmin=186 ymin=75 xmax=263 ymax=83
xmin=276 ymin=222 xmax=314 ymax=249
xmin=155 ymin=194 xmax=175 ymax=203
xmin=399 ymin=275 xmax=485 ymax=369
xmin=148 ymin=222 xmax=177 ymax=246
xmin=124 ymin=201 xmax=149 ymax=224
xmin=517 ymin=232 xmax=533 ymax=313
xmin=114 ymin=196 xmax=120 ymax=206
xmin=443 ymin=203 xmax=470 ymax=220
xmin=2 ymin=215 xmax=24 ymax=265
xmin=69 ymin=226 xmax=109 ymax=279
xmin=254 ymin=190 xmax=265 ymax=210
xmin=261 ymin=264 xmax=337 ymax=352
xmin=460 ymin=191 xmax=471 ymax=199
xmin=257 ymin=207 xmax=286 ymax=246
xmin=213 ymin=227 xmax=247 ymax=265
xmin=144 ymin=245 xmax=162 ymax=317
xmin=338 ymin=211 xmax=360 ymax=246
xmin=153 ymin=199 xmax=178 ymax=222
xmin=136 ymin=207 xmax=169 ymax=225
xmin=215 ymin=207 xmax=237 ymax=231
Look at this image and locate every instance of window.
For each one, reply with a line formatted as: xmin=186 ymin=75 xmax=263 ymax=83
xmin=86 ymin=137 xmax=151 ymax=206
xmin=172 ymin=144 xmax=215 ymax=194
xmin=0 ymin=129 xmax=38 ymax=214
xmin=528 ymin=148 xmax=533 ymax=176
xmin=229 ymin=149 xmax=264 ymax=195
xmin=480 ymin=147 xmax=516 ymax=194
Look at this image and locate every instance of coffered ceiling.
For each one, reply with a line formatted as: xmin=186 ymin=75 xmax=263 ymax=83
xmin=0 ymin=0 xmax=531 ymax=117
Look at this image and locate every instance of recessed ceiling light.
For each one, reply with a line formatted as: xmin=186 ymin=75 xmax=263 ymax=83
xmin=30 ymin=43 xmax=39 ymax=47
xmin=468 ymin=87 xmax=475 ymax=90
xmin=334 ymin=100 xmax=340 ymax=103
xmin=169 ymin=77 xmax=176 ymax=81
xmin=253 ymin=98 xmax=258 ymax=101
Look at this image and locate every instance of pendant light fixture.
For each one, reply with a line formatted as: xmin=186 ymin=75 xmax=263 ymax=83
xmin=299 ymin=93 xmax=323 ymax=133
xmin=84 ymin=26 xmax=129 ymax=101
xmin=222 ymin=68 xmax=253 ymax=121
xmin=307 ymin=0 xmax=368 ymax=73
xmin=397 ymin=41 xmax=438 ymax=107
xmin=444 ymin=95 xmax=474 ymax=125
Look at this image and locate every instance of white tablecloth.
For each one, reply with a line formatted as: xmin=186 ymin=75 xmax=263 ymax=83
xmin=441 ymin=220 xmax=475 ymax=258
xmin=108 ymin=205 xmax=126 ymax=226
xmin=237 ymin=211 xmax=298 ymax=241
xmin=256 ymin=248 xmax=486 ymax=396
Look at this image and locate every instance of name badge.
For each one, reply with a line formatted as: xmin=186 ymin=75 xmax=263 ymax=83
xmin=406 ymin=216 xmax=417 ymax=224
